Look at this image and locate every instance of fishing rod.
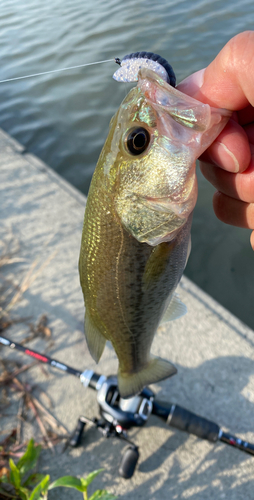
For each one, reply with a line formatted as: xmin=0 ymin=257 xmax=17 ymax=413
xmin=1 ymin=334 xmax=254 ymax=479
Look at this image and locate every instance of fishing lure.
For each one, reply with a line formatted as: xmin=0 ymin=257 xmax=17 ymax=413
xmin=113 ymin=51 xmax=176 ymax=86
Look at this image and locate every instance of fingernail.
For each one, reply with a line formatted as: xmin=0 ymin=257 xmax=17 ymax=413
xmin=210 ymin=142 xmax=239 ymax=173
xmin=177 ymin=68 xmax=206 ymax=94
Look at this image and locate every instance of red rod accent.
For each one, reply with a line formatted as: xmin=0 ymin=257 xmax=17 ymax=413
xmin=25 ymin=349 xmax=48 ymax=363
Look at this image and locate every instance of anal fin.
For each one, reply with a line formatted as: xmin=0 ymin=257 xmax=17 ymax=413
xmin=161 ymin=293 xmax=187 ymax=324
xmin=84 ymin=312 xmax=106 ymax=363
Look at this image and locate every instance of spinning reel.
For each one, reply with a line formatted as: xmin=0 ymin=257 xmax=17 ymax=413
xmin=70 ymin=371 xmax=154 ymax=478
xmin=1 ymin=334 xmax=254 ymax=479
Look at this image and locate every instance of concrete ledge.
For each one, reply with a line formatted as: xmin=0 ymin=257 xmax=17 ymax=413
xmin=1 ymin=128 xmax=254 ymax=499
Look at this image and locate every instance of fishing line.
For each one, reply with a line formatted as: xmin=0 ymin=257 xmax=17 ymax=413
xmin=0 ymin=58 xmax=115 ymax=84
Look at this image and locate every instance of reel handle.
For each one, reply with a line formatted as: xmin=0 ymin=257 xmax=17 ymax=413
xmin=69 ymin=417 xmax=87 ymax=447
xmin=119 ymin=446 xmax=139 ymax=479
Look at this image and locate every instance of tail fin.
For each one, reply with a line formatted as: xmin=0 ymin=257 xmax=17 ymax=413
xmin=118 ymin=357 xmax=177 ymax=399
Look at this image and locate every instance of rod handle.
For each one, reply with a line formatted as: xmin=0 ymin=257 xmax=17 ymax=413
xmin=168 ymin=405 xmax=219 ymax=442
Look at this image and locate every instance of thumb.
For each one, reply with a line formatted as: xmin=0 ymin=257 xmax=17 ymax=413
xmin=177 ymin=33 xmax=254 ymax=173
xmin=177 ymin=68 xmax=206 ymax=99
xmin=177 ymin=31 xmax=254 ymax=110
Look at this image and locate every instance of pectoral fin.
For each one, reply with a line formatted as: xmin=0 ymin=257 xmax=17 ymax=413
xmin=161 ymin=294 xmax=187 ymax=323
xmin=84 ymin=312 xmax=106 ymax=363
xmin=143 ymin=241 xmax=175 ymax=290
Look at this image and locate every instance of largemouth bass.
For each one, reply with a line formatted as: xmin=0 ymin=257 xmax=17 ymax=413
xmin=79 ymin=65 xmax=231 ymax=398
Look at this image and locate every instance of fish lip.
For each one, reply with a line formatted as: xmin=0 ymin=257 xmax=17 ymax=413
xmin=137 ymin=67 xmax=175 ymax=106
xmin=137 ymin=68 xmax=232 ymax=133
xmin=137 ymin=67 xmax=210 ymax=130
xmin=137 ymin=67 xmax=192 ymax=102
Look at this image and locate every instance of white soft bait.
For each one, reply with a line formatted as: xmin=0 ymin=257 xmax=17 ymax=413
xmin=113 ymin=51 xmax=176 ymax=86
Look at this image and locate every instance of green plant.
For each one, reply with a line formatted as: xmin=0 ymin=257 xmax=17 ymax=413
xmin=0 ymin=439 xmax=117 ymax=500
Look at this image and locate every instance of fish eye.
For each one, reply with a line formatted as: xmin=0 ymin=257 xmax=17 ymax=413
xmin=126 ymin=127 xmax=150 ymax=155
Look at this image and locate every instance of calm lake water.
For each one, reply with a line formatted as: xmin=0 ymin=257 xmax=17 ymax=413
xmin=0 ymin=0 xmax=254 ymax=328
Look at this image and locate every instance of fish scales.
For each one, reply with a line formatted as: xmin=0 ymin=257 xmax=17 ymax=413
xmin=79 ymin=67 xmax=231 ymax=398
xmin=80 ymin=184 xmax=190 ymax=374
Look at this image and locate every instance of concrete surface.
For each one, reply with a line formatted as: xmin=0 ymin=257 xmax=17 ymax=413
xmin=0 ymin=127 xmax=254 ymax=499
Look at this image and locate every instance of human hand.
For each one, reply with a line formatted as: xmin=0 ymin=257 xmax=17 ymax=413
xmin=177 ymin=31 xmax=254 ymax=250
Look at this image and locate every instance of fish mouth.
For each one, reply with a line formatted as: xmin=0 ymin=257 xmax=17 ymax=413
xmin=138 ymin=68 xmax=220 ymax=138
xmin=137 ymin=67 xmax=212 ymax=132
xmin=137 ymin=67 xmax=231 ymax=147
